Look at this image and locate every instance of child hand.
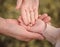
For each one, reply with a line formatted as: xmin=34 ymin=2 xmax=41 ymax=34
xmin=38 ymin=14 xmax=51 ymax=24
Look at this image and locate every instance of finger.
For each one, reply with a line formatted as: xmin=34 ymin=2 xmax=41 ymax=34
xmin=28 ymin=23 xmax=33 ymax=27
xmin=39 ymin=13 xmax=48 ymax=20
xmin=33 ymin=0 xmax=39 ymax=19
xmin=38 ymin=15 xmax=41 ymax=19
xmin=14 ymin=35 xmax=32 ymax=41
xmin=18 ymin=16 xmax=23 ymax=23
xmin=30 ymin=8 xmax=35 ymax=25
xmin=18 ymin=16 xmax=32 ymax=30
xmin=12 ymin=34 xmax=30 ymax=41
xmin=23 ymin=31 xmax=44 ymax=40
xmin=21 ymin=8 xmax=29 ymax=25
xmin=18 ymin=16 xmax=27 ymax=29
xmin=3 ymin=30 xmax=31 ymax=41
xmin=34 ymin=8 xmax=38 ymax=20
xmin=43 ymin=16 xmax=51 ymax=23
xmin=33 ymin=0 xmax=39 ymax=20
xmin=25 ymin=9 xmax=31 ymax=24
xmin=16 ymin=0 xmax=22 ymax=10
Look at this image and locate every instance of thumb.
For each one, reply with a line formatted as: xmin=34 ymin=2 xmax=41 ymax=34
xmin=16 ymin=0 xmax=22 ymax=10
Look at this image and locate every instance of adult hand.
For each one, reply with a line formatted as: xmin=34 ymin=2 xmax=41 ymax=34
xmin=0 ymin=18 xmax=44 ymax=41
xmin=16 ymin=0 xmax=39 ymax=25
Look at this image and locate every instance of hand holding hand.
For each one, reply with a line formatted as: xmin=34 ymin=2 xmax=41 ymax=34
xmin=18 ymin=14 xmax=51 ymax=34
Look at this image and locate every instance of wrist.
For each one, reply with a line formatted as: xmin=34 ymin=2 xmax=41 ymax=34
xmin=44 ymin=24 xmax=58 ymax=38
xmin=41 ymin=24 xmax=58 ymax=44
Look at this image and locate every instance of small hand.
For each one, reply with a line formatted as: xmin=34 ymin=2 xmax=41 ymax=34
xmin=38 ymin=14 xmax=51 ymax=24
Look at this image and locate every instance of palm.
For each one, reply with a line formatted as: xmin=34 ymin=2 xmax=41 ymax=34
xmin=29 ymin=19 xmax=46 ymax=34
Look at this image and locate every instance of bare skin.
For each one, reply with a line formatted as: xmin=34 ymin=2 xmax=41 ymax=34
xmin=18 ymin=14 xmax=51 ymax=34
xmin=0 ymin=17 xmax=44 ymax=41
xmin=16 ymin=0 xmax=39 ymax=25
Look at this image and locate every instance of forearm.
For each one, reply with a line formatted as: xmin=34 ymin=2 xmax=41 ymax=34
xmin=0 ymin=17 xmax=6 ymax=33
xmin=41 ymin=24 xmax=60 ymax=44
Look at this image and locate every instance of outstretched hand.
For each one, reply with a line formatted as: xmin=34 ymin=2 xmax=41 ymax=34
xmin=16 ymin=0 xmax=39 ymax=25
